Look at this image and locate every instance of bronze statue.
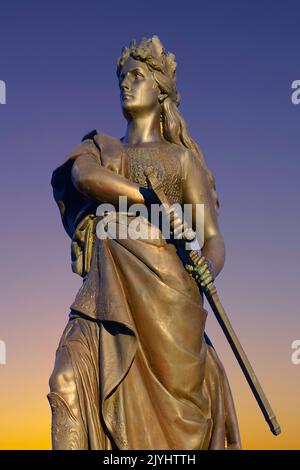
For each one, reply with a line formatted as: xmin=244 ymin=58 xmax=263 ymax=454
xmin=48 ymin=36 xmax=242 ymax=450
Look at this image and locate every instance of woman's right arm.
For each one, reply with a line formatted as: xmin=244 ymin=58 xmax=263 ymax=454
xmin=71 ymin=149 xmax=154 ymax=207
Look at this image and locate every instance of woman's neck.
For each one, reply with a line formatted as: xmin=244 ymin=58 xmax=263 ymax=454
xmin=124 ymin=110 xmax=164 ymax=145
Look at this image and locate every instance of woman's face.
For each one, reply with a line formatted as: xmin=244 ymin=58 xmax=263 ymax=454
xmin=119 ymin=57 xmax=160 ymax=117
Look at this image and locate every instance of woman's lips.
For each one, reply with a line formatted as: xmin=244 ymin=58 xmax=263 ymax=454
xmin=121 ymin=93 xmax=133 ymax=100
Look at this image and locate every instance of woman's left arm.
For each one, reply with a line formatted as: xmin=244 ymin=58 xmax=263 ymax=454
xmin=182 ymin=149 xmax=225 ymax=280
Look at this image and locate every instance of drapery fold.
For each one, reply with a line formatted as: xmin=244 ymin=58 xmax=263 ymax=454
xmin=49 ymin=131 xmax=241 ymax=450
xmin=67 ymin=215 xmax=241 ymax=449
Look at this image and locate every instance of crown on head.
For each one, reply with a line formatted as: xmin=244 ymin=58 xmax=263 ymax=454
xmin=125 ymin=36 xmax=177 ymax=81
xmin=117 ymin=36 xmax=180 ymax=105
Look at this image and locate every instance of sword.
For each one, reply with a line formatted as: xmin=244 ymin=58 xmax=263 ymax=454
xmin=145 ymin=166 xmax=281 ymax=436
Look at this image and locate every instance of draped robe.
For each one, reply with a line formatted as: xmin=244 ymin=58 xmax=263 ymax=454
xmin=48 ymin=131 xmax=241 ymax=450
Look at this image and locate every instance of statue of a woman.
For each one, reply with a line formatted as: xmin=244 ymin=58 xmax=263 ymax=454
xmin=48 ymin=36 xmax=241 ymax=450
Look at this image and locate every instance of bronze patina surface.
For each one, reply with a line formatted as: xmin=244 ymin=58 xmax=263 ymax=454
xmin=48 ymin=36 xmax=241 ymax=450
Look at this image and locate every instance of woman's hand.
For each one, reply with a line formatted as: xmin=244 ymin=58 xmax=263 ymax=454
xmin=185 ymin=255 xmax=215 ymax=288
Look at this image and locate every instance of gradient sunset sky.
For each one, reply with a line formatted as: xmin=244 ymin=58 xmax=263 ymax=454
xmin=0 ymin=0 xmax=299 ymax=449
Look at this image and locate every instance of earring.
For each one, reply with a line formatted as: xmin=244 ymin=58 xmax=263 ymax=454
xmin=160 ymin=114 xmax=163 ymax=135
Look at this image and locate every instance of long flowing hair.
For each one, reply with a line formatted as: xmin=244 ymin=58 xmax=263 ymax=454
xmin=117 ymin=36 xmax=219 ymax=213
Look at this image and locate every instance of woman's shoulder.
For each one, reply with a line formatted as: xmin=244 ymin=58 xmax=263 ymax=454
xmin=170 ymin=146 xmax=202 ymax=180
xmin=85 ymin=130 xmax=127 ymax=173
xmin=82 ymin=129 xmax=123 ymax=148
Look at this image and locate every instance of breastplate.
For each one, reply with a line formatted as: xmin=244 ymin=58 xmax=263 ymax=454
xmin=124 ymin=146 xmax=183 ymax=205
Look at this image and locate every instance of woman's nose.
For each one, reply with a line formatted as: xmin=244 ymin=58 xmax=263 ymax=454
xmin=120 ymin=80 xmax=130 ymax=91
xmin=120 ymin=74 xmax=131 ymax=91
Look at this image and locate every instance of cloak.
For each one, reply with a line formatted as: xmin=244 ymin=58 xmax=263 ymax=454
xmin=49 ymin=131 xmax=241 ymax=450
